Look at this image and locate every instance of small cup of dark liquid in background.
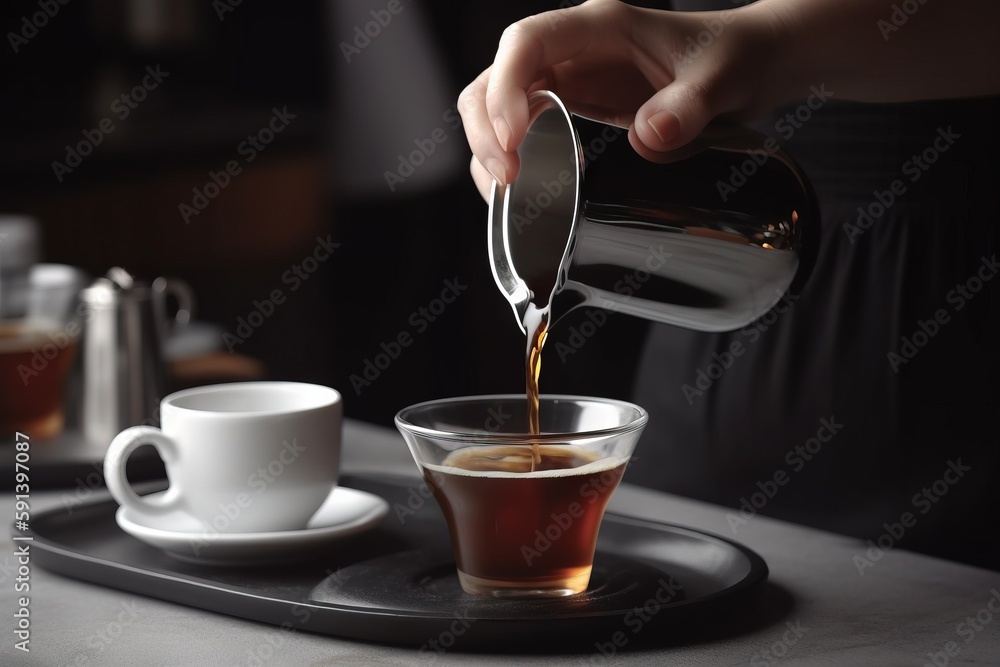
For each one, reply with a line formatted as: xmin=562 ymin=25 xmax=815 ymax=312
xmin=395 ymin=395 xmax=647 ymax=598
xmin=0 ymin=215 xmax=86 ymax=440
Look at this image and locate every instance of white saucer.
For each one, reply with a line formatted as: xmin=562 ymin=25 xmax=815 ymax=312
xmin=115 ymin=486 xmax=389 ymax=566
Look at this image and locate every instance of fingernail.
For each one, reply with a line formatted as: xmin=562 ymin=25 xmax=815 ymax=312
xmin=647 ymin=110 xmax=680 ymax=146
xmin=485 ymin=157 xmax=506 ymax=184
xmin=493 ymin=117 xmax=513 ymax=151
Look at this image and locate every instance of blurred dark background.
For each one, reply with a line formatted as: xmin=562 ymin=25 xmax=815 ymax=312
xmin=2 ymin=1 xmax=997 ymax=570
xmin=0 ymin=0 xmax=648 ymax=426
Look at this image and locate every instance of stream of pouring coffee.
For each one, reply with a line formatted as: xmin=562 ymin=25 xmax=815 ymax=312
xmin=524 ymin=304 xmax=548 ymax=469
xmin=502 ymin=167 xmax=572 ymax=470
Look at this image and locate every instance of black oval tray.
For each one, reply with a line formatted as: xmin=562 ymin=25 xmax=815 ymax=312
xmin=27 ymin=473 xmax=769 ymax=652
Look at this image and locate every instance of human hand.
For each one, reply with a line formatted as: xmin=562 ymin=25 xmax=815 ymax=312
xmin=458 ymin=0 xmax=785 ymax=200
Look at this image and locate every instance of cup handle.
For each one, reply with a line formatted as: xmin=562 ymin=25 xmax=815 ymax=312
xmin=104 ymin=426 xmax=183 ymax=521
xmin=152 ymin=276 xmax=195 ymax=334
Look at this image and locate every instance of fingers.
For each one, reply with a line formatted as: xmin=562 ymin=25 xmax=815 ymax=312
xmin=628 ymin=5 xmax=753 ymax=156
xmin=459 ymin=67 xmax=518 ymax=185
xmin=459 ymin=0 xmax=629 ymax=189
xmin=486 ymin=1 xmax=626 ymax=155
xmin=460 ymin=0 xmax=738 ymax=200
xmin=469 ymin=156 xmax=494 ymax=201
xmin=631 ymin=79 xmax=718 ymax=157
xmin=561 ymin=100 xmax=636 ymax=131
xmin=487 ymin=11 xmax=583 ymax=154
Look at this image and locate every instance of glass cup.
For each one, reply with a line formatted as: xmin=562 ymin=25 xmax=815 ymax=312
xmin=0 ymin=265 xmax=86 ymax=439
xmin=395 ymin=394 xmax=647 ymax=598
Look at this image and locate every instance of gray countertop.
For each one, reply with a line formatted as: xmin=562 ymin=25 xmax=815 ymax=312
xmin=3 ymin=419 xmax=999 ymax=666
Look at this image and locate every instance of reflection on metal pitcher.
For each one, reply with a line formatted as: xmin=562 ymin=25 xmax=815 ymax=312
xmin=489 ymin=90 xmax=819 ymax=334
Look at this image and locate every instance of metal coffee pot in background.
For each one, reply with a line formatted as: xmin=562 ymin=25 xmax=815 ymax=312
xmin=80 ymin=267 xmax=193 ymax=447
xmin=489 ymin=90 xmax=819 ymax=334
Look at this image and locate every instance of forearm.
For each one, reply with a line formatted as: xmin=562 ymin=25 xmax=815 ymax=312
xmin=746 ymin=0 xmax=1000 ymax=106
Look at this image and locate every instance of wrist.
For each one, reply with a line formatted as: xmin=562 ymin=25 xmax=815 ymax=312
xmin=736 ymin=0 xmax=806 ymax=111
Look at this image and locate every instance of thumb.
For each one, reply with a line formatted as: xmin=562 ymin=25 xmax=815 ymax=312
xmin=630 ymin=80 xmax=716 ymax=157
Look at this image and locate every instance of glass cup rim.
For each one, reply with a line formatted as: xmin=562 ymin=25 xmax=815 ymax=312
xmin=394 ymin=393 xmax=648 ymax=444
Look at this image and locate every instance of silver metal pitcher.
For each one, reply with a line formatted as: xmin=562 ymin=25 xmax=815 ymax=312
xmin=80 ymin=267 xmax=171 ymax=447
xmin=489 ymin=90 xmax=818 ymax=334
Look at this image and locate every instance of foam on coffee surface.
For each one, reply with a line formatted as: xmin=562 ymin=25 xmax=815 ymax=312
xmin=425 ymin=445 xmax=627 ymax=478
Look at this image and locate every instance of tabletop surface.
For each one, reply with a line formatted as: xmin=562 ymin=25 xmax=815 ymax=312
xmin=3 ymin=419 xmax=999 ymax=666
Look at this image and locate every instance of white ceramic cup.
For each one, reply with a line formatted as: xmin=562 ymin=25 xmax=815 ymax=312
xmin=104 ymin=382 xmax=342 ymax=533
